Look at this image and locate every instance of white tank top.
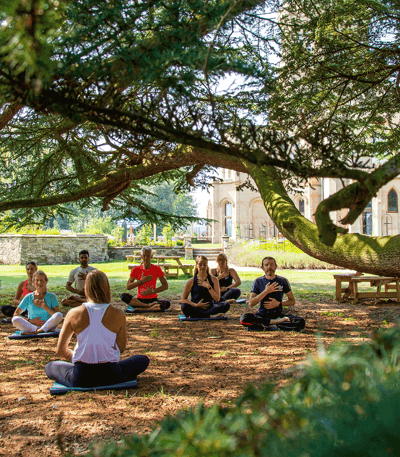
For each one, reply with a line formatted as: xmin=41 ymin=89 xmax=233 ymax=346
xmin=71 ymin=302 xmax=120 ymax=364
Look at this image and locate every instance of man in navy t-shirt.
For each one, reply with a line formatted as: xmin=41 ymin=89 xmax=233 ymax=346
xmin=241 ymin=256 xmax=305 ymax=331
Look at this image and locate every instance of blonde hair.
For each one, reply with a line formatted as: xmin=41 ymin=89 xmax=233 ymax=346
xmin=216 ymin=253 xmax=228 ymax=263
xmin=33 ymin=270 xmax=48 ymax=283
xmin=194 ymin=255 xmax=210 ymax=275
xmin=84 ymin=270 xmax=111 ymax=304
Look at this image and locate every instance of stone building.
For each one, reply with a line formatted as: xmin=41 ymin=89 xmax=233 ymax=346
xmin=207 ymin=169 xmax=400 ymax=243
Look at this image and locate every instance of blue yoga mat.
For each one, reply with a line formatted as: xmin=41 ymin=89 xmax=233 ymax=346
xmin=178 ymin=314 xmax=228 ymax=322
xmin=8 ymin=329 xmax=60 ymax=340
xmin=235 ymin=298 xmax=247 ymax=304
xmin=126 ymin=305 xmax=168 ymax=314
xmin=50 ymin=379 xmax=138 ymax=395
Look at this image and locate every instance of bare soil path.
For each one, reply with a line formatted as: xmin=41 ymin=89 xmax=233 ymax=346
xmin=0 ymin=295 xmax=399 ymax=456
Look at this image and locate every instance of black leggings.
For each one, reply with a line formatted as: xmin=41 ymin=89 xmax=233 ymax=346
xmin=45 ymin=355 xmax=150 ymax=388
xmin=220 ymin=288 xmax=241 ymax=301
xmin=181 ymin=301 xmax=230 ymax=318
xmin=242 ymin=313 xmax=306 ymax=331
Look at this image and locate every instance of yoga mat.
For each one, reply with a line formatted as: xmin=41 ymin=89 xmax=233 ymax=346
xmin=235 ymin=298 xmax=247 ymax=304
xmin=178 ymin=314 xmax=228 ymax=322
xmin=126 ymin=305 xmax=168 ymax=314
xmin=8 ymin=330 xmax=60 ymax=340
xmin=50 ymin=379 xmax=138 ymax=395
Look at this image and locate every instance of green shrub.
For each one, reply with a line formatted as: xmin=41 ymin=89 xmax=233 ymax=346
xmin=229 ymin=244 xmax=336 ymax=269
xmin=136 ymin=224 xmax=153 ymax=246
xmin=83 ymin=328 xmax=400 ymax=457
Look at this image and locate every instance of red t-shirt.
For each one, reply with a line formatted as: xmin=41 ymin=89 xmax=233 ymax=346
xmin=129 ymin=264 xmax=164 ymax=299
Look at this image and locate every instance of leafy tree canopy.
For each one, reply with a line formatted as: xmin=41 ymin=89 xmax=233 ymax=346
xmin=2 ymin=0 xmax=400 ymax=273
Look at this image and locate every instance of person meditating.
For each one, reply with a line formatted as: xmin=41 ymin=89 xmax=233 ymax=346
xmin=62 ymin=250 xmax=97 ymax=308
xmin=181 ymin=255 xmax=230 ymax=318
xmin=120 ymin=246 xmax=170 ymax=311
xmin=45 ymin=270 xmax=149 ymax=388
xmin=12 ymin=270 xmax=63 ymax=334
xmin=1 ymin=261 xmax=37 ymax=320
xmin=240 ymin=256 xmax=305 ymax=331
xmin=210 ymin=253 xmax=242 ymax=303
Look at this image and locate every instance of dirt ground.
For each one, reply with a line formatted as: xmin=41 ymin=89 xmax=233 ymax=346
xmin=1 ymin=294 xmax=399 ymax=457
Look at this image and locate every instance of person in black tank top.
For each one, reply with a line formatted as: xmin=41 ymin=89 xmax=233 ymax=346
xmin=181 ymin=256 xmax=230 ymax=318
xmin=211 ymin=253 xmax=242 ymax=303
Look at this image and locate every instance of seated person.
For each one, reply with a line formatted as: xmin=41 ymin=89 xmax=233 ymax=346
xmin=211 ymin=253 xmax=242 ymax=303
xmin=45 ymin=270 xmax=149 ymax=388
xmin=181 ymin=255 xmax=230 ymax=318
xmin=12 ymin=270 xmax=63 ymax=334
xmin=1 ymin=261 xmax=37 ymax=319
xmin=240 ymin=256 xmax=305 ymax=331
xmin=62 ymin=250 xmax=97 ymax=308
xmin=120 ymin=246 xmax=170 ymax=311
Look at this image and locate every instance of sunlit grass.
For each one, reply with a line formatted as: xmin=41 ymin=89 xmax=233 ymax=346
xmin=0 ymin=260 xmax=371 ymax=305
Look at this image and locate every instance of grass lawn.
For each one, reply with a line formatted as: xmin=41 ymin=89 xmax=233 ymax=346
xmin=0 ymin=260 xmax=343 ymax=307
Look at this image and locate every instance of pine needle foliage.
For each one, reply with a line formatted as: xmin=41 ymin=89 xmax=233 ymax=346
xmin=82 ymin=327 xmax=400 ymax=457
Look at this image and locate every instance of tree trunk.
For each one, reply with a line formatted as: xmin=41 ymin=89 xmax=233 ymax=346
xmin=248 ymin=164 xmax=400 ymax=277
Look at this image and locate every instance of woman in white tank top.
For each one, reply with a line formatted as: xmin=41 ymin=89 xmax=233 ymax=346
xmin=45 ymin=270 xmax=149 ymax=388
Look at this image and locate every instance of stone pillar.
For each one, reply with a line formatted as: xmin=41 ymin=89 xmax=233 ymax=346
xmin=222 ymin=235 xmax=230 ymax=253
xmin=185 ymin=246 xmax=194 ymax=260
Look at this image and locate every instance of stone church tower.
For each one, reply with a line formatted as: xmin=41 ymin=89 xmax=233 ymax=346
xmin=207 ymin=169 xmax=400 ymax=243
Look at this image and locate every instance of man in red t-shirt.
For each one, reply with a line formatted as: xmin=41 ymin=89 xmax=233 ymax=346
xmin=121 ymin=247 xmax=170 ymax=311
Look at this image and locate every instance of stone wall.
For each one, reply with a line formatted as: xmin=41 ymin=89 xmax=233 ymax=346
xmin=108 ymin=246 xmax=185 ymax=260
xmin=0 ymin=235 xmax=108 ymax=265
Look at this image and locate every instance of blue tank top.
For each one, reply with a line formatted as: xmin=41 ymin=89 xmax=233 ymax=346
xmin=191 ymin=274 xmax=215 ymax=306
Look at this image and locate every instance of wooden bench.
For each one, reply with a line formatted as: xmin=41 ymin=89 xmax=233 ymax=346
xmin=128 ymin=263 xmax=194 ymax=277
xmin=333 ymin=274 xmax=358 ymax=301
xmin=351 ymin=276 xmax=400 ymax=303
xmin=158 ymin=263 xmax=194 ymax=277
xmin=334 ymin=274 xmax=400 ymax=302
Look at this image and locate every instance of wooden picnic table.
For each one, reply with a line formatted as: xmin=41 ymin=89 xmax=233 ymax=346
xmin=333 ymin=274 xmax=400 ymax=303
xmin=127 ymin=255 xmax=194 ymax=277
xmin=333 ymin=274 xmax=358 ymax=301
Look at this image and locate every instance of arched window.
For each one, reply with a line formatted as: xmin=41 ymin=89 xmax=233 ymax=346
xmin=362 ymin=200 xmax=372 ymax=235
xmin=388 ymin=189 xmax=398 ymax=213
xmin=299 ymin=198 xmax=305 ymax=214
xmin=224 ymin=202 xmax=232 ymax=237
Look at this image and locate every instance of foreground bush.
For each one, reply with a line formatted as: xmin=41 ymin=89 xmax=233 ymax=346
xmin=82 ymin=328 xmax=400 ymax=457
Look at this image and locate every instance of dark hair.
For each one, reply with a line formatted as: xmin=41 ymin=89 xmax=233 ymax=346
xmin=194 ymin=255 xmax=210 ymax=275
xmin=84 ymin=270 xmax=111 ymax=304
xmin=26 ymin=261 xmax=38 ymax=268
xmin=79 ymin=250 xmax=89 ymax=257
xmin=261 ymin=256 xmax=277 ymax=268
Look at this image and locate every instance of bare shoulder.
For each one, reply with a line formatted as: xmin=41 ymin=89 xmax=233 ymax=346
xmin=109 ymin=304 xmax=126 ymax=320
xmin=65 ymin=304 xmax=86 ymax=319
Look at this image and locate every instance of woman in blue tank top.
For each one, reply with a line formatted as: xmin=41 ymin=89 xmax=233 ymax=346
xmin=181 ymin=256 xmax=230 ymax=318
xmin=45 ymin=270 xmax=149 ymax=388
